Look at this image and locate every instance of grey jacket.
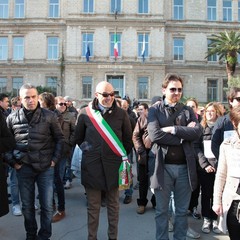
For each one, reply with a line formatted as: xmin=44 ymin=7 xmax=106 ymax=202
xmin=147 ymin=100 xmax=202 ymax=191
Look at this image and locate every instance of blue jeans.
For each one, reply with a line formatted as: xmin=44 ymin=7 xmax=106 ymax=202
xmin=9 ymin=167 xmax=20 ymax=206
xmin=124 ymin=183 xmax=133 ymax=196
xmin=155 ymin=164 xmax=191 ymax=240
xmin=63 ymin=157 xmax=73 ymax=183
xmin=17 ymin=164 xmax=54 ymax=240
xmin=53 ymin=158 xmax=66 ymax=211
xmin=125 ymin=153 xmax=134 ymax=197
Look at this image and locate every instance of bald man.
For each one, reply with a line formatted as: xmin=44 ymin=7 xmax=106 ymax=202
xmin=75 ymin=81 xmax=133 ymax=240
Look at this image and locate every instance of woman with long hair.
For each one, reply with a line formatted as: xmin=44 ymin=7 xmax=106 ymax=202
xmin=195 ymin=102 xmax=223 ymax=234
xmin=212 ymin=105 xmax=240 ymax=239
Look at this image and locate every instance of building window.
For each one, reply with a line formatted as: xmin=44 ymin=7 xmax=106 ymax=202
xmin=111 ymin=0 xmax=121 ymax=13
xmin=84 ymin=0 xmax=94 ymax=13
xmin=0 ymin=37 xmax=8 ymax=60
xmin=82 ymin=33 xmax=93 ymax=58
xmin=207 ymin=79 xmax=218 ymax=102
xmin=110 ymin=33 xmax=121 ymax=57
xmin=138 ymin=77 xmax=148 ymax=99
xmin=207 ymin=39 xmax=217 ymax=62
xmin=138 ymin=0 xmax=148 ymax=14
xmin=47 ymin=77 xmax=57 ymax=96
xmin=12 ymin=77 xmax=23 ymax=96
xmin=13 ymin=37 xmax=24 ymax=60
xmin=207 ymin=0 xmax=216 ymax=21
xmin=0 ymin=77 xmax=7 ymax=93
xmin=107 ymin=75 xmax=124 ymax=97
xmin=173 ymin=38 xmax=184 ymax=60
xmin=15 ymin=0 xmax=24 ymax=18
xmin=82 ymin=76 xmax=92 ymax=99
xmin=47 ymin=37 xmax=59 ymax=60
xmin=238 ymin=53 xmax=240 ymax=64
xmin=49 ymin=0 xmax=59 ymax=18
xmin=138 ymin=33 xmax=149 ymax=59
xmin=223 ymin=0 xmax=232 ymax=21
xmin=0 ymin=0 xmax=8 ymax=18
xmin=238 ymin=1 xmax=240 ymax=22
xmin=173 ymin=0 xmax=184 ymax=20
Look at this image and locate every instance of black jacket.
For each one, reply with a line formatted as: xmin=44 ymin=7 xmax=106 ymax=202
xmin=5 ymin=106 xmax=64 ymax=171
xmin=0 ymin=112 xmax=15 ymax=217
xmin=75 ymin=99 xmax=133 ymax=191
xmin=195 ymin=125 xmax=218 ymax=171
xmin=147 ymin=100 xmax=202 ymax=191
xmin=211 ymin=114 xmax=233 ymax=160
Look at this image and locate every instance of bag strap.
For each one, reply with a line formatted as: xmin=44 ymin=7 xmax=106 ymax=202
xmin=165 ymin=103 xmax=185 ymax=126
xmin=86 ymin=104 xmax=128 ymax=161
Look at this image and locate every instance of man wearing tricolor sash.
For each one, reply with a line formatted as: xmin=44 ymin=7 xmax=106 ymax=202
xmin=75 ymin=81 xmax=132 ymax=240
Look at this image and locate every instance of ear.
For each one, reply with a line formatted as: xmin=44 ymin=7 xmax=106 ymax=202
xmin=95 ymin=92 xmax=98 ymax=98
xmin=162 ymin=88 xmax=166 ymax=95
xmin=229 ymin=99 xmax=233 ymax=107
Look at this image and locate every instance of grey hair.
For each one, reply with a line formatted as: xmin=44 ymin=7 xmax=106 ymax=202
xmin=19 ymin=83 xmax=38 ymax=96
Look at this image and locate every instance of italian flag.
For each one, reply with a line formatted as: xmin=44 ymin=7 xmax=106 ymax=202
xmin=114 ymin=33 xmax=118 ymax=58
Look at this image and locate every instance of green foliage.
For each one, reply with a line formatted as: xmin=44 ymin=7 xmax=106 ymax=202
xmin=227 ymin=55 xmax=237 ymax=65
xmin=227 ymin=76 xmax=240 ymax=88
xmin=180 ymin=95 xmax=193 ymax=104
xmin=222 ymin=76 xmax=240 ymax=96
xmin=206 ymin=30 xmax=240 ymax=62
xmin=36 ymin=86 xmax=56 ymax=96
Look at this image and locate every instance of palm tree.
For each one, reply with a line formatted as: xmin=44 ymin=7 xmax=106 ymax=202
xmin=206 ymin=30 xmax=240 ymax=81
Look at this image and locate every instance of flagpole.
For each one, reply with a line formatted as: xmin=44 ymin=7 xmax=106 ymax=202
xmin=141 ymin=33 xmax=145 ymax=63
xmin=114 ymin=7 xmax=118 ymax=62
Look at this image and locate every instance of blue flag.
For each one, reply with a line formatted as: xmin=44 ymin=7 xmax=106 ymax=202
xmin=86 ymin=44 xmax=90 ymax=62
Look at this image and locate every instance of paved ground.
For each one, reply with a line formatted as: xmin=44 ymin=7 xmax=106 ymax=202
xmin=1 ymin=161 xmax=229 ymax=240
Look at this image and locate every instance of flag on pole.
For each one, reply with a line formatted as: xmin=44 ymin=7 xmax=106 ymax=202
xmin=114 ymin=33 xmax=118 ymax=59
xmin=141 ymin=34 xmax=145 ymax=62
xmin=86 ymin=43 xmax=90 ymax=62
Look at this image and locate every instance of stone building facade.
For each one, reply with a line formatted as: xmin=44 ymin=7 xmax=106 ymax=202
xmin=0 ymin=0 xmax=240 ymax=106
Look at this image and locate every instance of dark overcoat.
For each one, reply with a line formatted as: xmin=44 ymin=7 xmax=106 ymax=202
xmin=0 ymin=112 xmax=15 ymax=217
xmin=75 ymin=99 xmax=133 ymax=191
xmin=147 ymin=100 xmax=202 ymax=191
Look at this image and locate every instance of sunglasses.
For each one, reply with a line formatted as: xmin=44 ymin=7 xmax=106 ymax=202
xmin=58 ymin=102 xmax=67 ymax=106
xmin=169 ymin=88 xmax=182 ymax=93
xmin=97 ymin=92 xmax=115 ymax=97
xmin=234 ymin=97 xmax=240 ymax=102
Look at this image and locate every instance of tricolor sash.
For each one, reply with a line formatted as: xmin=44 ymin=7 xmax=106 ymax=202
xmin=86 ymin=104 xmax=132 ymax=190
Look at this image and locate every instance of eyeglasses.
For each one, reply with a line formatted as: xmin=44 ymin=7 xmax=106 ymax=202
xmin=58 ymin=102 xmax=67 ymax=106
xmin=169 ymin=88 xmax=182 ymax=93
xmin=97 ymin=92 xmax=115 ymax=97
xmin=233 ymin=97 xmax=240 ymax=102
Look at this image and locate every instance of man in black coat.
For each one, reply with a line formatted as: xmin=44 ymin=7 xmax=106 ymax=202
xmin=75 ymin=81 xmax=132 ymax=240
xmin=0 ymin=111 xmax=15 ymax=217
xmin=147 ymin=74 xmax=202 ymax=240
xmin=5 ymin=83 xmax=64 ymax=240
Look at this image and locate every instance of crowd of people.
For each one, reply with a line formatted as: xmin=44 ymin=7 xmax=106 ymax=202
xmin=0 ymin=74 xmax=240 ymax=240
